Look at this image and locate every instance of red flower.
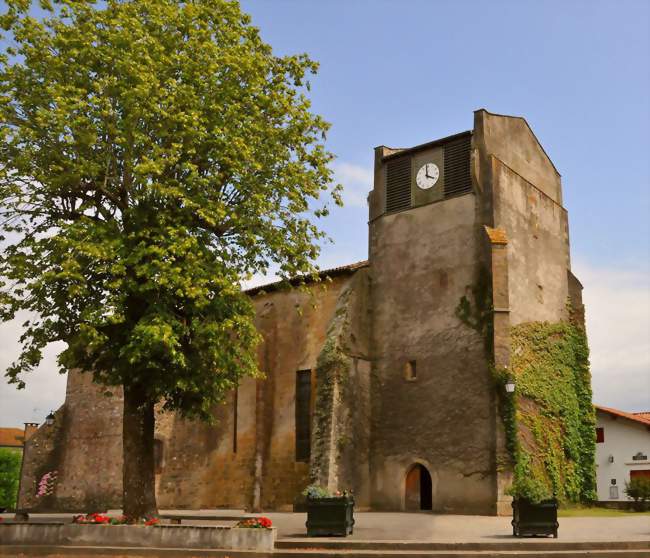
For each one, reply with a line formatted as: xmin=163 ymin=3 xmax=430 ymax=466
xmin=236 ymin=516 xmax=272 ymax=529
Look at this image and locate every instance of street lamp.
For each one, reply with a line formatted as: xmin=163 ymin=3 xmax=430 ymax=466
xmin=505 ymin=378 xmax=516 ymax=393
xmin=45 ymin=411 xmax=55 ymax=426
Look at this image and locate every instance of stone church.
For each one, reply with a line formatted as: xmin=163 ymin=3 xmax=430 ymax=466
xmin=18 ymin=109 xmax=584 ymax=516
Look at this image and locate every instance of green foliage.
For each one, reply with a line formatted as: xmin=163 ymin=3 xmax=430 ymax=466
xmin=502 ymin=321 xmax=596 ymax=504
xmin=0 ymin=0 xmax=340 ymax=420
xmin=455 ymin=266 xmax=493 ymax=353
xmin=302 ymin=484 xmax=330 ymax=499
xmin=0 ymin=448 xmax=22 ymax=510
xmin=624 ymin=477 xmax=650 ymax=511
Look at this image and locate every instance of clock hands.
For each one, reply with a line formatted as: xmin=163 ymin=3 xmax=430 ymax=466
xmin=418 ymin=164 xmax=438 ymax=190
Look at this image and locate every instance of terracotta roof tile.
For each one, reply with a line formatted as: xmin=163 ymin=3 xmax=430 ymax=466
xmin=245 ymin=260 xmax=369 ymax=295
xmin=596 ymin=405 xmax=650 ymax=427
xmin=0 ymin=427 xmax=25 ymax=447
xmin=484 ymin=226 xmax=508 ymax=245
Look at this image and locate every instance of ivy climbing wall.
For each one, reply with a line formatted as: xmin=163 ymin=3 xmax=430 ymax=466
xmin=503 ymin=321 xmax=596 ymax=503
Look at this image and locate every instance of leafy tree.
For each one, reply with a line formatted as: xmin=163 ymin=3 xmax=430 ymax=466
xmin=0 ymin=0 xmax=339 ymax=518
xmin=0 ymin=448 xmax=21 ymax=511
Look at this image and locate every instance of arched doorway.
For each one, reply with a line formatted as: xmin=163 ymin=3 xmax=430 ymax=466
xmin=405 ymin=463 xmax=432 ymax=511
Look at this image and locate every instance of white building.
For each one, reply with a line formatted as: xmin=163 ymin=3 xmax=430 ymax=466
xmin=595 ymin=405 xmax=650 ymax=502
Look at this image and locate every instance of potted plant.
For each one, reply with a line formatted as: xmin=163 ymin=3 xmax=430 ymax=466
xmin=303 ymin=485 xmax=354 ymax=537
xmin=511 ymin=498 xmax=559 ymax=538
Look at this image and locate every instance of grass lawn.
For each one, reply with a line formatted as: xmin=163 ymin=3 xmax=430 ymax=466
xmin=558 ymin=506 xmax=650 ymax=517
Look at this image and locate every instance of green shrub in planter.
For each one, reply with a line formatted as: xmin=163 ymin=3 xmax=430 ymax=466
xmin=512 ymin=498 xmax=559 ymax=538
xmin=302 ymin=485 xmax=354 ymax=537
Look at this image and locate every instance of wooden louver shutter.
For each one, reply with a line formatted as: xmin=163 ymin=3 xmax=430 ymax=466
xmin=443 ymin=135 xmax=472 ymax=197
xmin=386 ymin=156 xmax=411 ymax=213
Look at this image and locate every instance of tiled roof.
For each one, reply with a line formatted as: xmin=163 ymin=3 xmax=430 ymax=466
xmin=596 ymin=405 xmax=650 ymax=427
xmin=484 ymin=226 xmax=508 ymax=245
xmin=0 ymin=427 xmax=25 ymax=448
xmin=245 ymin=260 xmax=369 ymax=295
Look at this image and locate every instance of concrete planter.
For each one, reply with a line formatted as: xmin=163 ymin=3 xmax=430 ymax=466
xmin=0 ymin=522 xmax=275 ymax=551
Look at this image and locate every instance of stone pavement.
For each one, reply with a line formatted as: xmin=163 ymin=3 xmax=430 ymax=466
xmin=2 ymin=510 xmax=649 ymax=542
xmin=176 ymin=511 xmax=650 ymax=542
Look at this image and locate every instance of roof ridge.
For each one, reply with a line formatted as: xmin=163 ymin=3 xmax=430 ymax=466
xmin=596 ymin=405 xmax=650 ymax=426
xmin=245 ymin=260 xmax=369 ymax=295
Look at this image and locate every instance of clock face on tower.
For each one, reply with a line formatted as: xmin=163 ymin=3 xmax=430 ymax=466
xmin=416 ymin=163 xmax=439 ymax=190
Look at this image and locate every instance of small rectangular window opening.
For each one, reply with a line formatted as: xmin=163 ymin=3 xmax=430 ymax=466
xmin=596 ymin=427 xmax=604 ymax=443
xmin=404 ymin=360 xmax=417 ymax=381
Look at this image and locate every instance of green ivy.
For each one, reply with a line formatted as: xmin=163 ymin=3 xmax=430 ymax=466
xmin=499 ymin=321 xmax=596 ymax=503
xmin=454 ymin=266 xmax=493 ymax=353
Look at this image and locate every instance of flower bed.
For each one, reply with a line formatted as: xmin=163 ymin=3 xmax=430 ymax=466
xmin=236 ymin=516 xmax=272 ymax=529
xmin=72 ymin=512 xmax=160 ymax=526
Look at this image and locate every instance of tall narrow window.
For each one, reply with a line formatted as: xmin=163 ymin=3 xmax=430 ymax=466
xmin=233 ymin=387 xmax=238 ymax=453
xmin=295 ymin=370 xmax=312 ymax=462
xmin=596 ymin=427 xmax=604 ymax=443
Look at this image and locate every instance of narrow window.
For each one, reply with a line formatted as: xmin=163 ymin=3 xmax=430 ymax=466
xmin=153 ymin=439 xmax=164 ymax=474
xmin=404 ymin=360 xmax=417 ymax=381
xmin=596 ymin=427 xmax=604 ymax=443
xmin=295 ymin=370 xmax=312 ymax=462
xmin=233 ymin=387 xmax=238 ymax=453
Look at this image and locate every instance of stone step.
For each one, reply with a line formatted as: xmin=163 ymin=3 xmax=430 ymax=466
xmin=273 ymin=551 xmax=650 ymax=558
xmin=276 ymin=539 xmax=650 ymax=552
xmin=1 ymin=545 xmax=649 ymax=558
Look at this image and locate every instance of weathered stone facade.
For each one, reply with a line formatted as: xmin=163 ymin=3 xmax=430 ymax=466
xmin=18 ymin=110 xmax=585 ymax=515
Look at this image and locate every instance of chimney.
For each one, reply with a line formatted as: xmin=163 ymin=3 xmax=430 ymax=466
xmin=24 ymin=422 xmax=39 ymax=442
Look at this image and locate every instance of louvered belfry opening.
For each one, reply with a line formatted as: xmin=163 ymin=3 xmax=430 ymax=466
xmin=383 ymin=133 xmax=473 ymax=215
xmin=443 ymin=134 xmax=472 ymax=197
xmin=385 ymin=156 xmax=411 ymax=213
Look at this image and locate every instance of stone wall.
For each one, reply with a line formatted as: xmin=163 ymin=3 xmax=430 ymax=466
xmin=367 ymin=189 xmax=496 ymax=514
xmin=153 ymin=274 xmax=356 ymax=511
xmin=490 ymin=157 xmax=570 ymax=326
xmin=18 ymin=370 xmax=124 ymax=512
xmin=473 ymin=109 xmax=573 ymax=327
xmin=19 ymin=274 xmax=357 ymax=513
xmin=17 ymin=409 xmax=65 ymax=511
xmin=310 ymin=268 xmax=372 ymax=506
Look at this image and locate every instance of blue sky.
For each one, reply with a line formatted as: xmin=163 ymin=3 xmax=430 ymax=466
xmin=239 ymin=0 xmax=650 ymax=269
xmin=1 ymin=0 xmax=648 ymax=425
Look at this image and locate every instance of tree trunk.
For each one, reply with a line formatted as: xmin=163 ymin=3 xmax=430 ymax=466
xmin=122 ymin=384 xmax=158 ymax=519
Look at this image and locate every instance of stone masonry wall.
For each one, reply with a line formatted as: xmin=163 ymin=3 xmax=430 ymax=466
xmin=17 ymin=407 xmax=65 ymax=511
xmin=155 ymin=274 xmax=353 ymax=511
xmin=368 ymin=192 xmax=496 ymax=514
xmin=310 ymin=268 xmax=372 ymax=506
